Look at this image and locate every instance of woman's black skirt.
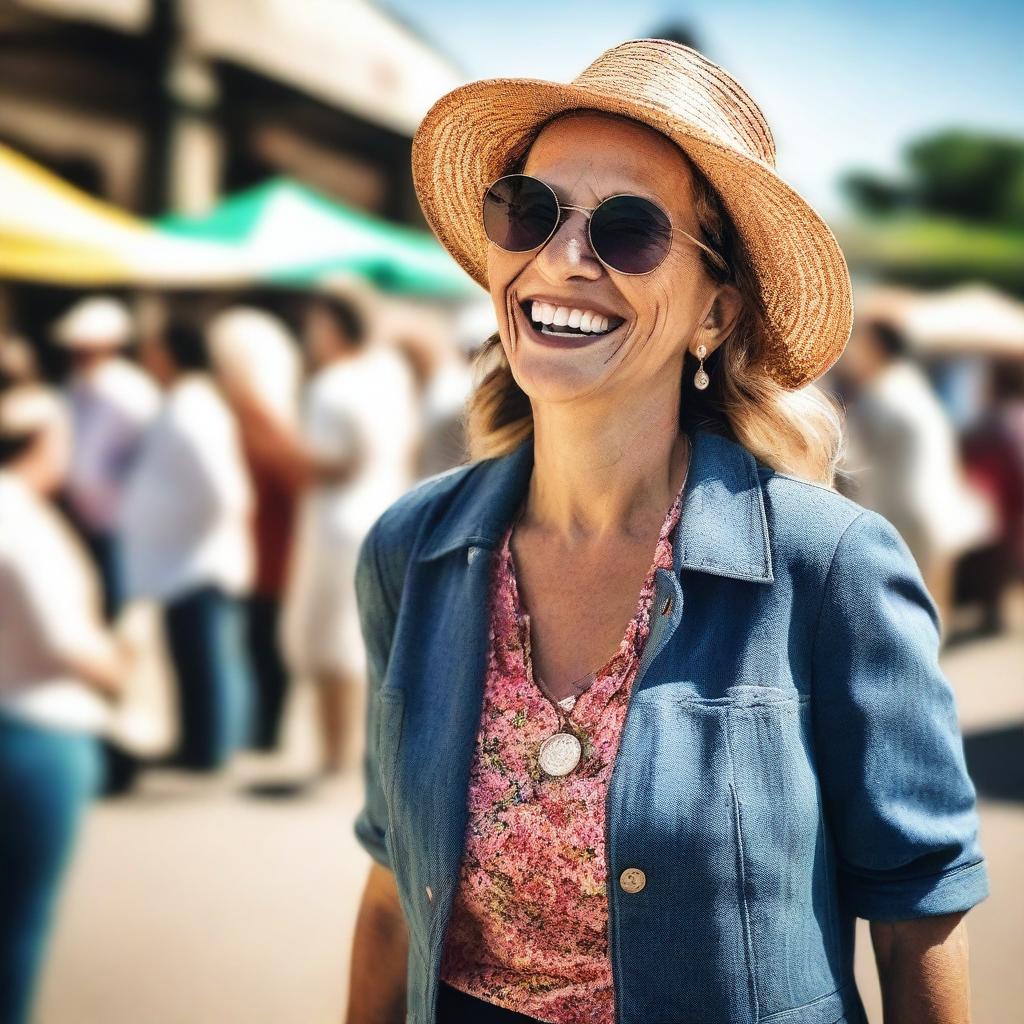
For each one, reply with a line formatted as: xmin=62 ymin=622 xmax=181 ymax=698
xmin=437 ymin=980 xmax=546 ymax=1023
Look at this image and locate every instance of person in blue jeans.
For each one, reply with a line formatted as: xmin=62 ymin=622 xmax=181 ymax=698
xmin=120 ymin=320 xmax=256 ymax=770
xmin=0 ymin=715 xmax=106 ymax=1024
xmin=0 ymin=384 xmax=129 ymax=1023
xmin=163 ymin=582 xmax=253 ymax=769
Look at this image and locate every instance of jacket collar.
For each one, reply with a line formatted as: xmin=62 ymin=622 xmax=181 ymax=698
xmin=416 ymin=427 xmax=774 ymax=583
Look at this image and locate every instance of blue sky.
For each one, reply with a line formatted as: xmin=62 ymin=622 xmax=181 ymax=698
xmin=383 ymin=0 xmax=1024 ymax=223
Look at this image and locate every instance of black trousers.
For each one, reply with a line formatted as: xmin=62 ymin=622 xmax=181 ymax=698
xmin=244 ymin=593 xmax=290 ymax=751
xmin=437 ymin=981 xmax=545 ymax=1023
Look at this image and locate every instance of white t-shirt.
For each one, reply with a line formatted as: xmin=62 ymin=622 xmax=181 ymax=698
xmin=302 ymin=345 xmax=420 ymax=540
xmin=0 ymin=472 xmax=114 ymax=734
xmin=849 ymin=360 xmax=998 ymax=563
xmin=119 ymin=375 xmax=254 ymax=602
xmin=65 ymin=358 xmax=161 ymax=532
xmin=280 ymin=346 xmax=419 ymax=676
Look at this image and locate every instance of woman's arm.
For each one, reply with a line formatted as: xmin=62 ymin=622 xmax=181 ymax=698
xmin=226 ymin=381 xmax=366 ymax=492
xmin=871 ymin=912 xmax=973 ymax=1023
xmin=1 ymin=559 xmax=129 ymax=701
xmin=345 ymin=863 xmax=410 ymax=1024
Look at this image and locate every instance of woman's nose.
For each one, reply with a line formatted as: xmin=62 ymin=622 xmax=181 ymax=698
xmin=532 ymin=210 xmax=604 ymax=282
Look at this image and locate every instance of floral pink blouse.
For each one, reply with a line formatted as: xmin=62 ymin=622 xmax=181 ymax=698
xmin=439 ymin=477 xmax=686 ymax=1023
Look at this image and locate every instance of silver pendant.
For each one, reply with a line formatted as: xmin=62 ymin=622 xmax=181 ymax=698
xmin=539 ymin=731 xmax=583 ymax=777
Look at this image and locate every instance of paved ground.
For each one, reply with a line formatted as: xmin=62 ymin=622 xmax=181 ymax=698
xmin=34 ymin=596 xmax=1024 ymax=1024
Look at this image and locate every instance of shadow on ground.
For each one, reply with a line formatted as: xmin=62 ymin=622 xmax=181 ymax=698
xmin=964 ymin=721 xmax=1024 ymax=803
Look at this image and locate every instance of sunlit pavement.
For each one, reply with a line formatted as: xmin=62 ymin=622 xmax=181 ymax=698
xmin=36 ymin=597 xmax=1024 ymax=1023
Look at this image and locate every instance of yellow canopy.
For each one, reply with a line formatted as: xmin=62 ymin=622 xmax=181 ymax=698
xmin=0 ymin=145 xmax=249 ymax=286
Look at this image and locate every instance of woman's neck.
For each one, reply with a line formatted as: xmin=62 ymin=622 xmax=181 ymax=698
xmin=523 ymin=402 xmax=690 ymax=546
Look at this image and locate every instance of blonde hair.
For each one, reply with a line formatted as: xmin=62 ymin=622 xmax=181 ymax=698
xmin=461 ymin=111 xmax=848 ymax=488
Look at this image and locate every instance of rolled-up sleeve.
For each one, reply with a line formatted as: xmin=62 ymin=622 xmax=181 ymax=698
xmin=352 ymin=517 xmax=398 ymax=870
xmin=812 ymin=507 xmax=991 ymax=922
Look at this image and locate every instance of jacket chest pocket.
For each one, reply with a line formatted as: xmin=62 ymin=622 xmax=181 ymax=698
xmin=615 ymin=684 xmax=847 ymax=1023
xmin=717 ymin=685 xmax=846 ymax=1020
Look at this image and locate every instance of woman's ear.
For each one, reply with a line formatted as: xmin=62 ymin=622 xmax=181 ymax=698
xmin=699 ymin=284 xmax=743 ymax=355
xmin=714 ymin=284 xmax=743 ymax=336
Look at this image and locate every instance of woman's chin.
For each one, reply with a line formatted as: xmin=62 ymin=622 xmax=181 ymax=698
xmin=510 ymin=354 xmax=612 ymax=403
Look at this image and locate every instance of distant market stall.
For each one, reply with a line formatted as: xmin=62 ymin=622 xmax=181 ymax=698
xmin=158 ymin=178 xmax=478 ymax=297
xmin=0 ymin=146 xmax=478 ymax=297
xmin=0 ymin=144 xmax=246 ymax=286
xmin=857 ymin=282 xmax=1024 ymax=357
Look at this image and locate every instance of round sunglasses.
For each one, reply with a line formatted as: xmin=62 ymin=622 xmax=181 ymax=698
xmin=481 ymin=173 xmax=729 ymax=277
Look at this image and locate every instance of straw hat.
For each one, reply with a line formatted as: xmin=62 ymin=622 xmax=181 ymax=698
xmin=52 ymin=296 xmax=133 ymax=350
xmin=411 ymin=39 xmax=853 ymax=390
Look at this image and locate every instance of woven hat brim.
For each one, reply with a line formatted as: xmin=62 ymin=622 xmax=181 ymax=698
xmin=412 ymin=77 xmax=853 ymax=390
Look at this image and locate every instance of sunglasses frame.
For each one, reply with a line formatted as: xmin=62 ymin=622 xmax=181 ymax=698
xmin=482 ymin=173 xmax=730 ymax=277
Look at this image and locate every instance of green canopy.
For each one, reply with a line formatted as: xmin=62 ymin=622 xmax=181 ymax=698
xmin=159 ymin=178 xmax=480 ymax=297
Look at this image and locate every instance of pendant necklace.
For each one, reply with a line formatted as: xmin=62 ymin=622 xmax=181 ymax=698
xmin=522 ymin=432 xmax=692 ymax=780
xmin=538 ymin=692 xmax=589 ymax=778
xmin=508 ymin=502 xmax=590 ymax=778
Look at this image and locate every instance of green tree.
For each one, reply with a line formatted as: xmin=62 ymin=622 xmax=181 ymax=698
xmin=841 ymin=129 xmax=1024 ymax=227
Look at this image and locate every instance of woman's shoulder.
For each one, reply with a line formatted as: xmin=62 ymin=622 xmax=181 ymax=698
xmin=755 ymin=461 xmax=909 ymax=575
xmin=374 ymin=460 xmax=480 ymax=539
xmin=356 ymin=458 xmax=485 ymax=596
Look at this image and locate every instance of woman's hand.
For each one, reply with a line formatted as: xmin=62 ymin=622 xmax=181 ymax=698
xmin=344 ymin=862 xmax=409 ymax=1024
xmin=870 ymin=911 xmax=974 ymax=1023
xmin=55 ymin=618 xmax=135 ymax=703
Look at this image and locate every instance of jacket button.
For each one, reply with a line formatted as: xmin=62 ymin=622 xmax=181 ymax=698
xmin=425 ymin=885 xmax=434 ymax=903
xmin=619 ymin=868 xmax=646 ymax=893
xmin=467 ymin=546 xmax=481 ymax=565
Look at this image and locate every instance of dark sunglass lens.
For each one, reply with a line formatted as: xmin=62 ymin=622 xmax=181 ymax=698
xmin=590 ymin=195 xmax=672 ymax=274
xmin=482 ymin=175 xmax=559 ymax=252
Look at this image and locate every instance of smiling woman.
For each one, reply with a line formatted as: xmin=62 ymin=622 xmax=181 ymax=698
xmin=459 ymin=106 xmax=846 ymax=482
xmin=344 ymin=38 xmax=990 ymax=1024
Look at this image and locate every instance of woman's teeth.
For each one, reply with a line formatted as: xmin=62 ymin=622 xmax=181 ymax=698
xmin=527 ymin=301 xmax=619 ymax=336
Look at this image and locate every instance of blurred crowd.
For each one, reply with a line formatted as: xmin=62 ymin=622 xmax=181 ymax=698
xmin=0 ymin=286 xmax=476 ymax=1022
xmin=832 ymin=315 xmax=1024 ymax=637
xmin=1 ymin=285 xmax=1023 ymax=1022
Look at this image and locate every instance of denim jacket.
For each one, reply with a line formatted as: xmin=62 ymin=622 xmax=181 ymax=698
xmin=353 ymin=427 xmax=990 ymax=1024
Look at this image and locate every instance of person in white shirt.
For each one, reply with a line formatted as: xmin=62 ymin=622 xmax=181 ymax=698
xmin=206 ymin=306 xmax=306 ymax=755
xmin=380 ymin=302 xmax=475 ymax=477
xmin=282 ymin=292 xmax=420 ymax=776
xmin=53 ymin=296 xmax=160 ymax=619
xmin=839 ymin=317 xmax=998 ymax=629
xmin=0 ymin=384 xmax=128 ymax=1024
xmin=120 ymin=320 xmax=255 ymax=771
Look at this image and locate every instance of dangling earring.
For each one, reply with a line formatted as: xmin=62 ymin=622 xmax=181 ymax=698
xmin=693 ymin=344 xmax=710 ymax=390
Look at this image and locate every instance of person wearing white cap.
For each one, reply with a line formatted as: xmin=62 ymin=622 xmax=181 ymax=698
xmin=52 ymin=296 xmax=160 ymax=619
xmin=0 ymin=384 xmax=130 ymax=1024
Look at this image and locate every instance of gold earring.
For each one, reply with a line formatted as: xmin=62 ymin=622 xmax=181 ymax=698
xmin=693 ymin=344 xmax=710 ymax=390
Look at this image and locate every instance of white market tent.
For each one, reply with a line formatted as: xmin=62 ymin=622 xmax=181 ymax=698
xmin=857 ymin=282 xmax=1024 ymax=357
